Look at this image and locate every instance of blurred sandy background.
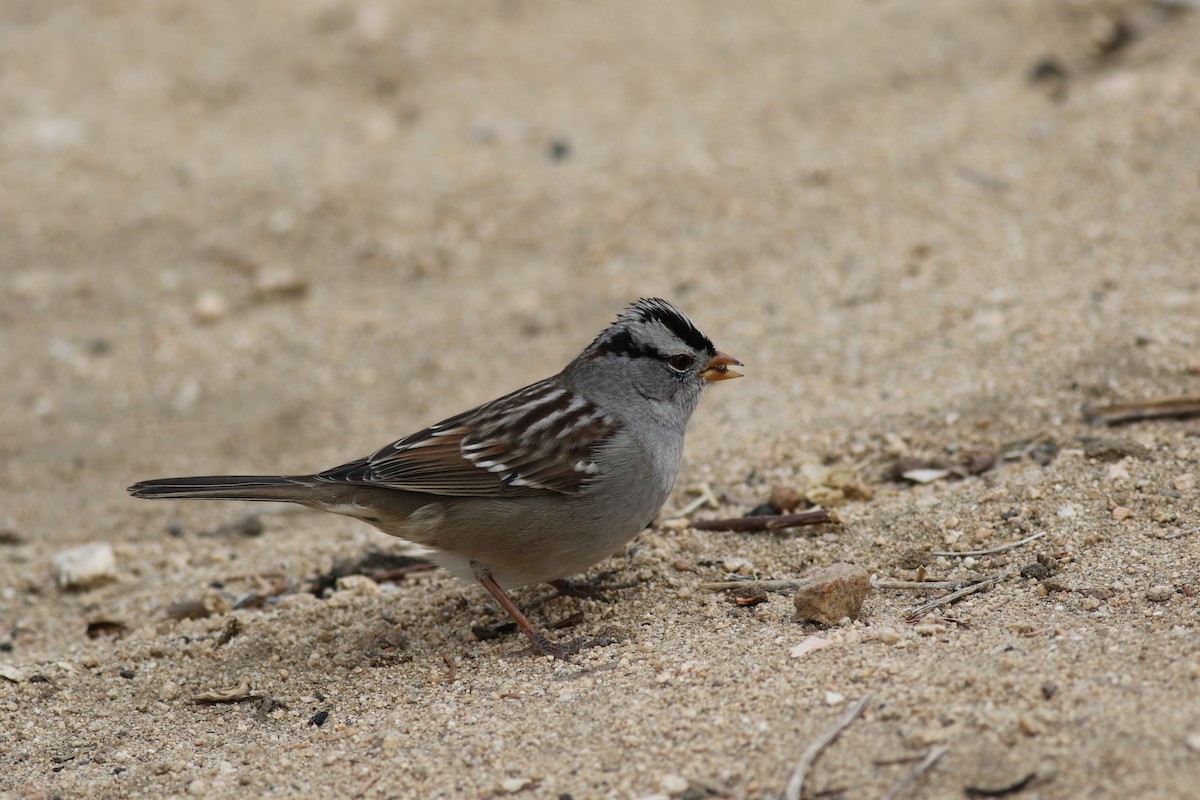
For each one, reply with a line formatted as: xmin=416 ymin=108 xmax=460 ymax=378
xmin=2 ymin=1 xmax=1199 ymax=798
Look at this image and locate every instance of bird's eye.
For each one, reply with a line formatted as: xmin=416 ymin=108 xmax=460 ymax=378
xmin=666 ymin=353 xmax=694 ymax=372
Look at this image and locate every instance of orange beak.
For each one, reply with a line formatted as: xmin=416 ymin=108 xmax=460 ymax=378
xmin=699 ymin=351 xmax=744 ymax=382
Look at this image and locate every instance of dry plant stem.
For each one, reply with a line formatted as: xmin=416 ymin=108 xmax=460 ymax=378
xmin=674 ymin=482 xmax=719 ymax=517
xmin=873 ymin=579 xmax=976 ymax=591
xmin=352 ymin=770 xmax=388 ymax=800
xmin=701 ymin=579 xmax=810 ymax=592
xmin=782 ymin=694 xmax=871 ymax=800
xmin=691 ymin=509 xmax=838 ymax=532
xmin=930 ymin=530 xmax=1049 ymax=557
xmin=905 ymin=572 xmax=1008 ymax=619
xmin=878 ymin=744 xmax=949 ymax=800
xmin=1163 ymin=527 xmax=1198 ymax=540
xmin=1083 ymin=394 xmax=1200 ymax=425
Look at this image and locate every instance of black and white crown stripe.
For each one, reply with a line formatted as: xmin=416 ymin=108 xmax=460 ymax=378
xmin=589 ymin=297 xmax=716 ymax=361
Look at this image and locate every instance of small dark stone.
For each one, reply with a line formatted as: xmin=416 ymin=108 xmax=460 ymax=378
xmin=1028 ymin=442 xmax=1059 ymax=466
xmin=747 ymin=503 xmax=777 ymax=517
xmin=1028 ymin=57 xmax=1067 ymax=84
xmin=86 ymin=620 xmax=129 ymax=639
xmin=897 ymin=548 xmax=932 ymax=570
xmin=1020 ymin=562 xmax=1049 ymax=580
xmin=963 ymin=449 xmax=997 ymax=475
xmin=1042 ymin=577 xmax=1073 ymax=594
xmin=308 ymin=710 xmax=329 ymax=727
xmin=1079 ymin=437 xmax=1151 ymax=463
xmin=87 ymin=338 xmax=112 ymax=356
xmin=470 ymin=622 xmax=517 ymax=641
xmin=29 ymin=674 xmax=50 ymax=684
xmin=232 ymin=516 xmax=264 ymax=537
xmin=729 ymin=587 xmax=769 ymax=607
xmin=0 ymin=642 xmax=13 ymax=653
xmin=1041 ymin=681 xmax=1058 ymax=700
xmin=119 ymin=669 xmax=136 ymax=680
xmin=1036 ymin=552 xmax=1061 ymax=574
xmin=548 ymin=138 xmax=571 ymax=161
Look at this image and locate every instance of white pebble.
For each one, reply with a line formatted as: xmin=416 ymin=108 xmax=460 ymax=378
xmin=54 ymin=543 xmax=118 ymax=589
xmin=193 ymin=290 xmax=229 ymax=323
xmin=660 ymin=773 xmax=689 ymax=794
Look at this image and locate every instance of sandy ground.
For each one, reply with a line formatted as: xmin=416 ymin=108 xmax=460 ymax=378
xmin=3 ymin=1 xmax=1200 ymax=798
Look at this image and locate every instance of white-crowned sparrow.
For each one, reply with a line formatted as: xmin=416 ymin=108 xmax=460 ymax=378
xmin=129 ymin=298 xmax=742 ymax=657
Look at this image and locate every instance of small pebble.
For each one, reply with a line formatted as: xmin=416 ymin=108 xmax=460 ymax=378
xmin=962 ymin=748 xmax=1037 ymax=795
xmin=824 ymin=691 xmax=846 ymax=706
xmin=334 ymin=575 xmax=381 ymax=596
xmin=659 ymin=773 xmax=689 ymax=794
xmin=768 ymin=486 xmax=803 ymax=512
xmin=1020 ymin=563 xmax=1049 ymax=580
xmin=901 ymin=468 xmax=951 ymax=484
xmin=1146 ymin=585 xmax=1173 ymax=603
xmin=721 ymin=557 xmax=755 ymax=575
xmin=167 ymin=593 xmax=230 ymax=620
xmin=54 ymin=542 xmax=118 ymax=590
xmin=193 ymin=289 xmax=229 ymax=323
xmin=793 ymin=563 xmax=871 ymax=625
xmin=497 ymin=777 xmax=534 ymax=794
xmin=788 ymin=637 xmax=833 ymax=659
xmin=874 ymin=628 xmax=901 ymax=645
xmin=253 ymin=265 xmax=308 ymax=299
xmin=1111 ymin=506 xmax=1133 ymax=521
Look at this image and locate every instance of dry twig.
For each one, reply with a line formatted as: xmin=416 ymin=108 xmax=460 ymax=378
xmin=782 ymin=694 xmax=871 ymax=800
xmin=930 ymin=530 xmax=1049 ymax=557
xmin=674 ymin=482 xmax=720 ymax=517
xmin=691 ymin=508 xmax=838 ymax=533
xmin=1083 ymin=394 xmax=1200 ymax=425
xmin=878 ymin=744 xmax=948 ymax=800
xmin=872 ymin=578 xmax=977 ymax=591
xmin=905 ymin=572 xmax=1009 ymax=619
xmin=1163 ymin=527 xmax=1198 ymax=540
xmin=701 ymin=579 xmax=809 ymax=592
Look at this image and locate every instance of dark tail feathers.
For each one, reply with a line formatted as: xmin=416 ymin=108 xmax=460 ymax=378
xmin=127 ymin=475 xmax=314 ymax=502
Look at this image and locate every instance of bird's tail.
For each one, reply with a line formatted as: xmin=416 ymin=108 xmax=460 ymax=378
xmin=127 ymin=475 xmax=317 ymax=502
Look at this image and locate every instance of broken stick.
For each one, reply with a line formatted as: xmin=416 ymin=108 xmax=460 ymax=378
xmin=1084 ymin=394 xmax=1200 ymax=425
xmin=690 ymin=508 xmax=838 ymax=532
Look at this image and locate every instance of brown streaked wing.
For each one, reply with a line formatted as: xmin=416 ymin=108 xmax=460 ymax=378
xmin=315 ymin=381 xmax=619 ymax=497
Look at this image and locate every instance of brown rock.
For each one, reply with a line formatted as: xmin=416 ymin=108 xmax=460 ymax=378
xmin=768 ymin=485 xmax=803 ymax=513
xmin=794 ymin=563 xmax=871 ymax=625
